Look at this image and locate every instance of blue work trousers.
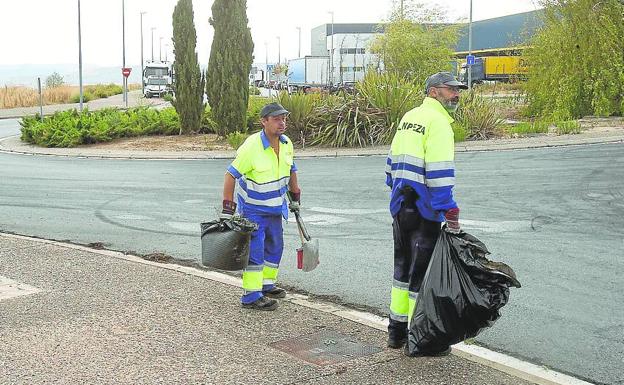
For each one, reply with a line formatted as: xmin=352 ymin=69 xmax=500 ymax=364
xmin=241 ymin=213 xmax=284 ymax=304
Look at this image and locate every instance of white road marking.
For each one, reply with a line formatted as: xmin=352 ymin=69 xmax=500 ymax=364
xmin=461 ymin=219 xmax=528 ymax=233
xmin=0 ymin=276 xmax=42 ymax=301
xmin=308 ymin=207 xmax=387 ymax=215
xmin=113 ymin=214 xmax=152 ymax=220
xmin=288 ymin=214 xmax=351 ymax=226
xmin=166 ymin=221 xmax=199 ymax=232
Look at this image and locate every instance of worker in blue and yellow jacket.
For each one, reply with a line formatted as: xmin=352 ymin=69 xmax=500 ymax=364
xmin=385 ymin=72 xmax=467 ymax=356
xmin=222 ymin=102 xmax=301 ymax=311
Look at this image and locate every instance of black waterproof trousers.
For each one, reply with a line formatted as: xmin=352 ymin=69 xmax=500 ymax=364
xmin=388 ymin=194 xmax=441 ymax=340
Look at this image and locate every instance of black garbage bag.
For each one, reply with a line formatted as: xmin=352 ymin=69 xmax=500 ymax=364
xmin=200 ymin=216 xmax=258 ymax=271
xmin=407 ymin=229 xmax=521 ymax=355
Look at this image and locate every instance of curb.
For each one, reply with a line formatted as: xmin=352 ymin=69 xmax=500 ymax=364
xmin=1 ymin=133 xmax=623 ymax=161
xmin=0 ymin=231 xmax=595 ymax=385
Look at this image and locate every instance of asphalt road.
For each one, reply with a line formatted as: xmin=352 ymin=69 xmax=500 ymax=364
xmin=1 ymin=119 xmax=622 ymax=384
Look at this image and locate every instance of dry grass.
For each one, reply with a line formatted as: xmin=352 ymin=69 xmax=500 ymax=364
xmin=1 ymin=85 xmax=77 ymax=108
xmin=0 ymin=83 xmax=140 ymax=109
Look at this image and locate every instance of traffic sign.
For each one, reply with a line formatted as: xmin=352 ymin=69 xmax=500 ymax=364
xmin=466 ymin=55 xmax=475 ymax=66
xmin=122 ymin=67 xmax=132 ymax=77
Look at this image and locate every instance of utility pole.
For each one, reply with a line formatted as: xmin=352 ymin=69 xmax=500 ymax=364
xmin=468 ymin=0 xmax=473 ymax=90
xmin=400 ymin=0 xmax=404 ymax=18
xmin=77 ymin=0 xmax=83 ymax=112
xmin=122 ymin=0 xmax=127 ymax=107
xmin=328 ymin=11 xmax=334 ymax=86
xmin=276 ymin=36 xmax=281 ymax=64
xmin=151 ymin=27 xmax=156 ymax=62
xmin=140 ymin=12 xmax=146 ymax=96
xmin=296 ymin=27 xmax=301 ymax=58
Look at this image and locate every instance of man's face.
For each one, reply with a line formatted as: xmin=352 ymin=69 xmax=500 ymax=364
xmin=429 ymin=84 xmax=461 ymax=113
xmin=262 ymin=114 xmax=288 ymax=137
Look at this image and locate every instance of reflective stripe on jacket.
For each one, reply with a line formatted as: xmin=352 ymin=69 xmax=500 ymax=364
xmin=386 ymin=97 xmax=457 ymax=221
xmin=228 ymin=130 xmax=297 ymax=218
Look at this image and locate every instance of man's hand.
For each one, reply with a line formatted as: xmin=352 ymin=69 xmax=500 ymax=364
xmin=288 ymin=189 xmax=301 ymax=213
xmin=444 ymin=207 xmax=460 ymax=233
xmin=220 ymin=200 xmax=237 ymax=221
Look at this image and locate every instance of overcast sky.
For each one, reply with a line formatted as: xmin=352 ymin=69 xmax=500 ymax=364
xmin=1 ymin=0 xmax=541 ymax=68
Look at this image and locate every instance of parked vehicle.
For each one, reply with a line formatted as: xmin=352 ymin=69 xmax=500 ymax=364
xmin=143 ymin=61 xmax=173 ymax=98
xmin=458 ymin=56 xmax=528 ymax=85
xmin=287 ymin=56 xmax=329 ymax=92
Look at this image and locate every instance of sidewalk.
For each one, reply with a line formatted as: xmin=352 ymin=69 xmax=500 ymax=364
xmin=0 ymin=233 xmax=592 ymax=385
xmin=0 ymin=90 xmax=167 ymax=120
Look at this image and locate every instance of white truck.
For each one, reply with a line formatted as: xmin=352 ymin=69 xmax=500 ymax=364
xmin=143 ymin=61 xmax=174 ymax=98
xmin=287 ymin=56 xmax=329 ymax=92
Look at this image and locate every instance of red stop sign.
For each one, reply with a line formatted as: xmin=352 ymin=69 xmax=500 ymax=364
xmin=122 ymin=67 xmax=132 ymax=77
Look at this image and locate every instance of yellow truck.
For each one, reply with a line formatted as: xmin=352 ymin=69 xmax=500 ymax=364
xmin=458 ymin=56 xmax=529 ymax=84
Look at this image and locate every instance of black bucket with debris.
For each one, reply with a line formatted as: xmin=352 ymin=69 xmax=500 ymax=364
xmin=200 ymin=216 xmax=258 ymax=271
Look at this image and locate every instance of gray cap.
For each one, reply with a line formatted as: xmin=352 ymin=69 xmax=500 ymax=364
xmin=260 ymin=102 xmax=289 ymax=118
xmin=425 ymin=72 xmax=468 ymax=93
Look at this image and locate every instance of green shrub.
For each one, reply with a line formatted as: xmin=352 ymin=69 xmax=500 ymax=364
xmin=163 ymin=94 xmax=174 ymax=103
xmin=451 ymin=123 xmax=467 ymax=142
xmin=356 ymin=71 xmax=421 ymax=130
xmin=247 ymin=96 xmax=269 ymax=131
xmin=84 ymin=84 xmax=123 ymax=99
xmin=505 ymin=120 xmax=550 ymax=136
xmin=310 ymin=93 xmax=390 ymax=147
xmin=226 ymin=131 xmax=248 ymax=149
xmin=555 ymin=120 xmax=581 ymax=135
xmin=70 ymin=92 xmax=94 ymax=103
xmin=201 ymin=105 xmax=218 ymax=133
xmin=277 ymin=91 xmax=320 ymax=147
xmin=454 ymin=91 xmax=505 ymax=140
xmin=249 ymin=86 xmax=260 ymax=95
xmin=20 ymin=107 xmax=180 ymax=147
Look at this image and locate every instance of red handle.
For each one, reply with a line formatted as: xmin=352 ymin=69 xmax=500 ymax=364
xmin=296 ymin=248 xmax=303 ymax=270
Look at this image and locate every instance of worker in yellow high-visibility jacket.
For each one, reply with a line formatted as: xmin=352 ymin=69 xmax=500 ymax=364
xmin=222 ymin=102 xmax=301 ymax=311
xmin=385 ymin=72 xmax=467 ymax=356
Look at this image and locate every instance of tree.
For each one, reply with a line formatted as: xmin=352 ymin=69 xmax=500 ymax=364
xmin=525 ymin=0 xmax=624 ymax=119
xmin=370 ymin=0 xmax=459 ymax=87
xmin=172 ymin=0 xmax=205 ymax=135
xmin=45 ymin=72 xmax=65 ymax=88
xmin=206 ymin=0 xmax=254 ymax=136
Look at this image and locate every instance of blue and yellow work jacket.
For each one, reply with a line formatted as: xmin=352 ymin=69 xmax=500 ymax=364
xmin=227 ymin=130 xmax=297 ymax=219
xmin=385 ymin=97 xmax=457 ymax=222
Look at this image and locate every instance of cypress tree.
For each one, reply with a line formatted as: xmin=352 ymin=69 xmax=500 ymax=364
xmin=206 ymin=0 xmax=254 ymax=136
xmin=172 ymin=0 xmax=205 ymax=134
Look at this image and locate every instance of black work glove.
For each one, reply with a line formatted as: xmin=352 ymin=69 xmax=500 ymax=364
xmin=220 ymin=200 xmax=236 ymax=221
xmin=288 ymin=189 xmax=301 ymax=213
xmin=444 ymin=207 xmax=460 ymax=233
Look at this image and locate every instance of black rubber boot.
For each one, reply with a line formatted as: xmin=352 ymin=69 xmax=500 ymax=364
xmin=404 ymin=344 xmax=451 ymax=357
xmin=387 ymin=321 xmax=408 ymax=349
xmin=263 ymin=287 xmax=286 ymax=299
xmin=241 ymin=296 xmax=278 ymax=311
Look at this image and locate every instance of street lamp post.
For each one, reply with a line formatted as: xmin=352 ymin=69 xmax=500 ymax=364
xmin=77 ymin=0 xmax=83 ymax=112
xmin=276 ymin=36 xmax=281 ymax=64
xmin=328 ymin=11 xmax=334 ymax=86
xmin=296 ymin=27 xmax=301 ymax=58
xmin=151 ymin=27 xmax=156 ymax=62
xmin=468 ymin=0 xmax=473 ymax=90
xmin=140 ymin=12 xmax=146 ymax=96
xmin=265 ymin=41 xmax=271 ymax=97
xmin=159 ymin=36 xmax=164 ymax=62
xmin=122 ymin=0 xmax=127 ymax=107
